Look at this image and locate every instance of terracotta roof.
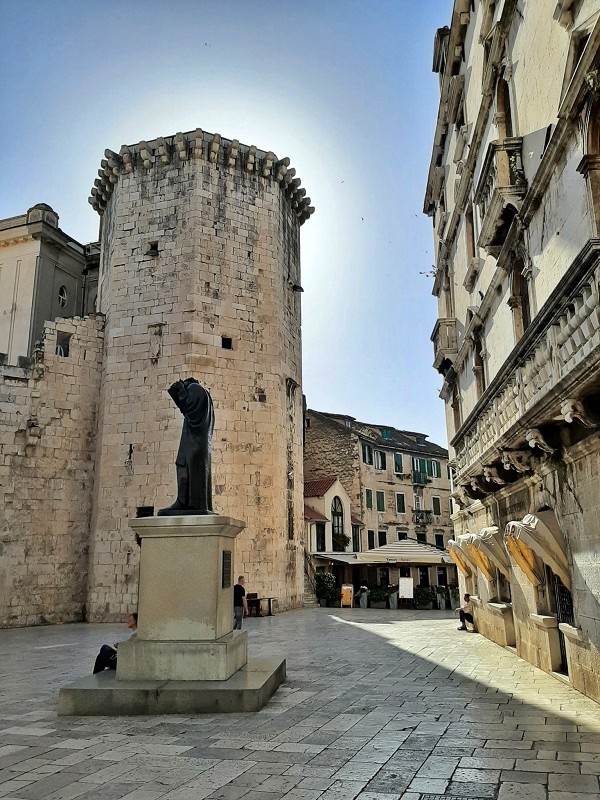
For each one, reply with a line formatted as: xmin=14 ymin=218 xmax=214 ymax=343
xmin=304 ymin=476 xmax=337 ymax=498
xmin=304 ymin=504 xmax=328 ymax=522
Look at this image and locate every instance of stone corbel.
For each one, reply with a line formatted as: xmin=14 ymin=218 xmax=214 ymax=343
xmin=483 ymin=465 xmax=507 ymax=485
xmin=227 ymin=140 xmax=239 ymax=168
xmin=138 ymin=142 xmax=154 ymax=169
xmin=189 ymin=129 xmax=204 ymax=159
xmin=245 ymin=144 xmax=257 ymax=172
xmin=501 ymin=449 xmax=532 ymax=473
xmin=261 ymin=151 xmax=275 ymax=178
xmin=282 ymin=167 xmax=296 ymax=187
xmin=525 ymin=427 xmax=555 ymax=455
xmin=119 ymin=145 xmax=134 ymax=173
xmin=560 ymin=398 xmax=595 ymax=427
xmin=104 ymin=149 xmax=122 ymax=177
xmin=156 ymin=138 xmax=171 ymax=165
xmin=174 ymin=132 xmax=188 ymax=161
xmin=209 ymin=133 xmax=221 ymax=164
xmin=275 ymin=158 xmax=290 ymax=182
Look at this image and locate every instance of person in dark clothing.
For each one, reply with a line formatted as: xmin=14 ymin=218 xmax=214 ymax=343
xmin=93 ymin=613 xmax=137 ymax=674
xmin=233 ymin=576 xmax=248 ymax=630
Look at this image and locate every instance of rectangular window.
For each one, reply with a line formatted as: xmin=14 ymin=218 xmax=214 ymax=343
xmin=366 ymin=489 xmax=373 ymax=510
xmin=362 ymin=443 xmax=373 ymax=465
xmin=367 ymin=529 xmax=375 ymax=549
xmin=432 ymin=496 xmax=441 ymax=516
xmin=352 ymin=525 xmax=361 ymax=552
xmin=399 ymin=566 xmax=411 ymax=578
xmin=376 ymin=491 xmax=385 ymax=512
xmin=417 ymin=531 xmax=427 ymax=544
xmin=378 ymin=530 xmax=387 ymax=547
xmin=412 ymin=456 xmax=427 ymax=472
xmin=394 ymin=453 xmax=403 ymax=474
xmin=414 ymin=494 xmax=423 ymax=510
xmin=375 ymin=450 xmax=387 ymax=470
xmin=435 ymin=533 xmax=445 ymax=549
xmin=395 ymin=493 xmax=406 ymax=514
xmin=316 ymin=523 xmax=326 ymax=552
xmin=397 ymin=528 xmax=407 ymax=541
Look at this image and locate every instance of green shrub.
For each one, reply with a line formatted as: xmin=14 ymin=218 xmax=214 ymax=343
xmin=315 ymin=571 xmax=338 ymax=601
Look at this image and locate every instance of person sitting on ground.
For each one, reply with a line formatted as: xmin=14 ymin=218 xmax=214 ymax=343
xmin=455 ymin=593 xmax=475 ymax=631
xmin=93 ymin=612 xmax=137 ymax=674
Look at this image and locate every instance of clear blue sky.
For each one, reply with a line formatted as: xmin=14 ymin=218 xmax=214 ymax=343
xmin=0 ymin=0 xmax=453 ymax=447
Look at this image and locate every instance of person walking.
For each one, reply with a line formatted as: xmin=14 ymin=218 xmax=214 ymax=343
xmin=233 ymin=576 xmax=248 ymax=630
xmin=455 ymin=593 xmax=475 ymax=631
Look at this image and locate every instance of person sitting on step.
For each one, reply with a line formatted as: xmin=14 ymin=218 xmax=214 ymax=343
xmin=455 ymin=593 xmax=475 ymax=631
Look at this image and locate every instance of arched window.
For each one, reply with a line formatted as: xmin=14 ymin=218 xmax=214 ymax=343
xmin=331 ymin=496 xmax=345 ymax=552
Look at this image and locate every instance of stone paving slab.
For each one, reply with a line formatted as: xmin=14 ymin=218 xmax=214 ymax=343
xmin=0 ymin=608 xmax=599 ymax=799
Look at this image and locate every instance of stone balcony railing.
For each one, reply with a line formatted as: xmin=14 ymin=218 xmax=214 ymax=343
xmin=474 ymin=137 xmax=527 ymax=254
xmin=413 ymin=510 xmax=434 ymax=526
xmin=431 ymin=317 xmax=459 ymax=374
xmin=453 ymin=241 xmax=600 ymax=482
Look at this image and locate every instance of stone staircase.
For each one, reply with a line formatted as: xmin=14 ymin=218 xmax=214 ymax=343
xmin=303 ymin=590 xmax=319 ymax=608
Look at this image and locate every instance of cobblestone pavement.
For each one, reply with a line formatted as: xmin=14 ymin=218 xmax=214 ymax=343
xmin=0 ymin=608 xmax=599 ymax=800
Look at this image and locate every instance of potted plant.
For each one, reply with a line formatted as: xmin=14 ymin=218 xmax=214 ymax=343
xmin=449 ymin=582 xmax=461 ymax=610
xmin=315 ymin=572 xmax=338 ymax=607
xmin=414 ymin=585 xmax=434 ymax=610
xmin=356 ymin=585 xmax=369 ymax=608
xmin=388 ymin=585 xmax=399 ymax=610
xmin=369 ymin=586 xmax=388 ymax=609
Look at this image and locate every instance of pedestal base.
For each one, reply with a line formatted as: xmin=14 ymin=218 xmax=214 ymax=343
xmin=117 ymin=631 xmax=248 ymax=681
xmin=58 ymin=657 xmax=286 ymax=716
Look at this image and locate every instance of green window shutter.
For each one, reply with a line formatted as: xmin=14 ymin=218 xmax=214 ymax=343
xmin=366 ymin=489 xmax=373 ymax=509
xmin=376 ymin=491 xmax=385 ymax=512
xmin=396 ymin=493 xmax=405 ymax=513
xmin=432 ymin=497 xmax=441 ymax=516
xmin=394 ymin=453 xmax=403 ymax=473
xmin=368 ymin=530 xmax=375 ymax=549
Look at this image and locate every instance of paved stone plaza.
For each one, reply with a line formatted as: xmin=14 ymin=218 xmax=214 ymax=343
xmin=0 ymin=609 xmax=599 ymax=800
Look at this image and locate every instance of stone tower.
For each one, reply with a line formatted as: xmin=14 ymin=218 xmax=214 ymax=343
xmin=87 ymin=129 xmax=313 ymax=620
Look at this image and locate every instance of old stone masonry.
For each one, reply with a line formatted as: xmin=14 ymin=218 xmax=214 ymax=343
xmin=0 ymin=128 xmax=314 ymax=626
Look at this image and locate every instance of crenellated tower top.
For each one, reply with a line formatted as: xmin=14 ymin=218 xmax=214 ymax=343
xmin=89 ymin=127 xmax=315 ymax=225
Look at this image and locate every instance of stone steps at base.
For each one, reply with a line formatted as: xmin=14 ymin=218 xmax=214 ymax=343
xmin=303 ymin=591 xmax=319 ymax=608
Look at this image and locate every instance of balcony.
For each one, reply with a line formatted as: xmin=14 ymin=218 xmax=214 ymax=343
xmin=473 ymin=138 xmax=527 ymax=255
xmin=431 ymin=318 xmax=458 ymax=375
xmin=413 ymin=510 xmax=434 ymax=526
xmin=452 ymin=241 xmax=600 ymax=485
xmin=412 ymin=471 xmax=428 ymax=486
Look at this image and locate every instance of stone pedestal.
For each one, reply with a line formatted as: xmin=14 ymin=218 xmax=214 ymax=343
xmin=117 ymin=515 xmax=247 ymax=682
xmin=59 ymin=514 xmax=286 ymax=715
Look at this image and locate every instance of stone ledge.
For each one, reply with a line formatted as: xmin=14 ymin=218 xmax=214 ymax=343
xmin=58 ymin=656 xmax=285 ymax=716
xmin=559 ymin=622 xmax=586 ymax=642
xmin=487 ymin=602 xmax=513 ymax=617
xmin=531 ymin=613 xmax=559 ymax=629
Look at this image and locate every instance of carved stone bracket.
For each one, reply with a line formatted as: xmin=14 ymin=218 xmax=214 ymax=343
xmin=525 ymin=427 xmax=555 ymax=454
xmin=560 ymin=398 xmax=595 ymax=426
xmin=483 ymin=465 xmax=507 ymax=485
xmin=501 ymin=449 xmax=532 ymax=473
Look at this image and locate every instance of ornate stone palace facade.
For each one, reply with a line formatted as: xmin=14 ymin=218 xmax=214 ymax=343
xmin=424 ymin=0 xmax=600 ymax=702
xmin=0 ymin=129 xmax=313 ymax=626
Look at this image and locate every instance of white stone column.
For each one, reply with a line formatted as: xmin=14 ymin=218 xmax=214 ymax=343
xmin=117 ymin=515 xmax=247 ymax=681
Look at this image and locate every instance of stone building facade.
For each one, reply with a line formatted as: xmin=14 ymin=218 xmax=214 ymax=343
xmin=424 ymin=0 xmax=600 ymax=702
xmin=304 ymin=409 xmax=456 ymax=589
xmin=0 ymin=127 xmax=313 ymax=626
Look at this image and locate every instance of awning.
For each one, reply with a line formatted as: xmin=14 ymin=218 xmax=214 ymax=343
xmin=356 ymin=539 xmax=453 ymax=565
xmin=504 ymin=513 xmax=570 ymax=589
xmin=447 ymin=538 xmax=476 ymax=577
xmin=457 ymin=533 xmax=495 ymax=581
xmin=474 ymin=526 xmax=511 ymax=577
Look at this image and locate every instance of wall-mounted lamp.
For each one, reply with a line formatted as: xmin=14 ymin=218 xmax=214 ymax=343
xmin=291 ymin=284 xmax=304 ymax=292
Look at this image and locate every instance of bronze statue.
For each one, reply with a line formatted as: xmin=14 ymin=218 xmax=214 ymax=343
xmin=158 ymin=378 xmax=215 ymax=516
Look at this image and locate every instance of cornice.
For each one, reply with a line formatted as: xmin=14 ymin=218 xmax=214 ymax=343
xmin=89 ymin=128 xmax=314 ymax=225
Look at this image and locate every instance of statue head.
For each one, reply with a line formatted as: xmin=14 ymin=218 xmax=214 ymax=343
xmin=183 ymin=377 xmax=199 ymax=386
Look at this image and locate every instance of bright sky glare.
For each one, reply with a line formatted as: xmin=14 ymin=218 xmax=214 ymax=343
xmin=0 ymin=0 xmax=453 ymax=447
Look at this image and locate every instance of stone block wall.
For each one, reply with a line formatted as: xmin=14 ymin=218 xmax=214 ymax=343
xmin=87 ymin=130 xmax=310 ymax=620
xmin=304 ymin=411 xmax=361 ymax=512
xmin=0 ymin=316 xmax=104 ymax=627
